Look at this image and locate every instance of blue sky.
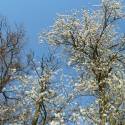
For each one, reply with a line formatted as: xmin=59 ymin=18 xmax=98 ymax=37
xmin=0 ymin=0 xmax=99 ymax=58
xmin=0 ymin=0 xmax=125 ymax=57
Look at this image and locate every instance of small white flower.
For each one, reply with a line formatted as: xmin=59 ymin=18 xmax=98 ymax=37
xmin=103 ymin=113 xmax=107 ymax=117
xmin=50 ymin=121 xmax=60 ymax=125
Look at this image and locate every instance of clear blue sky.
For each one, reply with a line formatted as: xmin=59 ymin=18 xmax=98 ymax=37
xmin=0 ymin=0 xmax=99 ymax=58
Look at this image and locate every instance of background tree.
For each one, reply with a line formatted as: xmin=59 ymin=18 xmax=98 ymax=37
xmin=27 ymin=50 xmax=74 ymax=125
xmin=0 ymin=16 xmax=29 ymax=124
xmin=28 ymin=51 xmax=60 ymax=125
xmin=0 ymin=16 xmax=25 ymax=101
xmin=17 ymin=49 xmax=77 ymax=125
xmin=40 ymin=0 xmax=125 ymax=124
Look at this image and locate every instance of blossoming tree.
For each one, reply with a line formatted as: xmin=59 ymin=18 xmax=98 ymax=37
xmin=40 ymin=0 xmax=125 ymax=124
xmin=0 ymin=16 xmax=25 ymax=99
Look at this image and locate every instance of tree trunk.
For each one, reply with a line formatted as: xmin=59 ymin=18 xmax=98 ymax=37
xmin=32 ymin=98 xmax=47 ymax=125
xmin=99 ymin=82 xmax=107 ymax=125
xmin=32 ymin=103 xmax=41 ymax=125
